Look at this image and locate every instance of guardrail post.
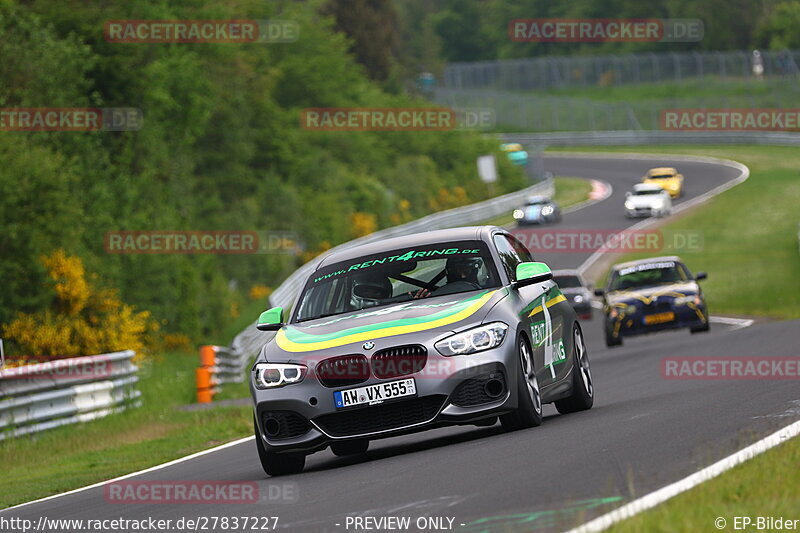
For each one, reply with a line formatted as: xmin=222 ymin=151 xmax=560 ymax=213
xmin=196 ymin=345 xmax=219 ymax=403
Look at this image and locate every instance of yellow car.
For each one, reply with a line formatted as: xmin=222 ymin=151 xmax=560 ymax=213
xmin=642 ymin=167 xmax=683 ymax=198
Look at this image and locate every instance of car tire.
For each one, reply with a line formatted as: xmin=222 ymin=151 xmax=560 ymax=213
xmin=501 ymin=337 xmax=543 ymax=431
xmin=255 ymin=419 xmax=305 ymax=476
xmin=330 ymin=439 xmax=369 ymax=457
xmin=555 ymin=324 xmax=594 ymax=414
xmin=690 ymin=322 xmax=710 ymax=334
xmin=604 ymin=326 xmax=623 ymax=347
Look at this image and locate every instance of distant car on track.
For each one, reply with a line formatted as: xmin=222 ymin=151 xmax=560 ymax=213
xmin=250 ymin=226 xmax=594 ymax=475
xmin=624 ymin=183 xmax=672 ymax=218
xmin=642 ymin=167 xmax=684 ymax=198
xmin=552 ymin=270 xmax=593 ymax=320
xmin=595 ymin=256 xmax=709 ymax=347
xmin=500 ymin=143 xmax=528 ymax=166
xmin=513 ymin=196 xmax=562 ymax=225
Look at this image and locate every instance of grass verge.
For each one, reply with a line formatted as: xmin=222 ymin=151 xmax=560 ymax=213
xmin=0 ymin=351 xmax=253 ymax=509
xmin=607 ymin=433 xmax=800 ymax=532
xmin=549 ymin=145 xmax=800 ymax=320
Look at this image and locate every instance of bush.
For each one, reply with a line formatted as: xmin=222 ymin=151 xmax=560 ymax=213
xmin=2 ymin=250 xmax=156 ymax=360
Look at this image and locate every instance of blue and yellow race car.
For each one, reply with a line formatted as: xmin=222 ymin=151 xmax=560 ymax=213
xmin=595 ymin=256 xmax=709 ymax=347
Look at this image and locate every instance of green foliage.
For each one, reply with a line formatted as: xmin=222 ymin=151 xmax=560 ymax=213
xmin=394 ymin=0 xmax=792 ymax=68
xmin=0 ymin=0 xmax=524 ymax=342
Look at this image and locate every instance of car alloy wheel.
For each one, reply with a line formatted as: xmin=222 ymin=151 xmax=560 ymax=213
xmin=519 ymin=339 xmax=542 ymax=416
xmin=574 ymin=325 xmax=593 ymax=397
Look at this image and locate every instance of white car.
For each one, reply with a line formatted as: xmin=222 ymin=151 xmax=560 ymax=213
xmin=624 ymin=183 xmax=672 ymax=218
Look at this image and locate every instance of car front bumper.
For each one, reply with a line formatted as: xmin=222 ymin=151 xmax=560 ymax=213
xmin=607 ymin=304 xmax=707 ymax=337
xmin=251 ymin=344 xmax=520 ymax=455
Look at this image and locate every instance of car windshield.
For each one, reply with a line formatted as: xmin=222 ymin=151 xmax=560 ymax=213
xmin=294 ymin=240 xmax=501 ymax=322
xmin=648 ymin=174 xmax=674 ymax=179
xmin=632 ymin=189 xmax=662 ymax=195
xmin=609 ymin=261 xmax=688 ymax=291
xmin=554 ymin=275 xmax=582 ymax=288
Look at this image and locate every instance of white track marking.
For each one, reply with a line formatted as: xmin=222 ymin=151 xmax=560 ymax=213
xmin=565 ymin=420 xmax=800 ymax=533
xmin=0 ymin=436 xmax=254 ymax=513
xmin=562 ymin=179 xmax=613 ymax=214
xmin=708 ymin=316 xmax=754 ymax=330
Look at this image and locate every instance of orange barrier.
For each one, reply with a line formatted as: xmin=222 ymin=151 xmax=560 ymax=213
xmin=196 ymin=345 xmax=220 ymax=403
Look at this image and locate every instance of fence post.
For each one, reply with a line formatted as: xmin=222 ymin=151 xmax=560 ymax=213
xmin=196 ymin=345 xmax=219 ymax=403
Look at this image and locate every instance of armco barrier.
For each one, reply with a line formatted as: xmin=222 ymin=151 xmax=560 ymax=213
xmin=501 ymin=131 xmax=800 ymax=146
xmin=0 ymin=350 xmax=140 ymax=440
xmin=230 ymin=178 xmax=555 ymax=359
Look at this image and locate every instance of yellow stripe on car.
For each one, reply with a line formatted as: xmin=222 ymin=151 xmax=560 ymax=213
xmin=527 ymin=294 xmax=568 ymax=317
xmin=276 ymin=290 xmax=498 ymax=352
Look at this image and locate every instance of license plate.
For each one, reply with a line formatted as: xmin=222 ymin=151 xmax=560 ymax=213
xmin=334 ymin=378 xmax=416 ymax=409
xmin=644 ymin=312 xmax=675 ymax=325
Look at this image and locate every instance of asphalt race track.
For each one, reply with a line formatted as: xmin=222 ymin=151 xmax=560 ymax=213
xmin=4 ymin=153 xmax=799 ymax=533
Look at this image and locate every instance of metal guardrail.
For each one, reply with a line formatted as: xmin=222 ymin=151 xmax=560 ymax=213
xmin=231 ymin=178 xmax=555 ymax=358
xmin=443 ymin=49 xmax=800 ymax=91
xmin=502 ymin=131 xmax=800 ymax=146
xmin=0 ymin=350 xmax=140 ymax=440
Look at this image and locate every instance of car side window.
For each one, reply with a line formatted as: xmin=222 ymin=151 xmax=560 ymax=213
xmin=493 ymin=234 xmax=522 ymax=281
xmin=509 ymin=235 xmax=534 ymax=263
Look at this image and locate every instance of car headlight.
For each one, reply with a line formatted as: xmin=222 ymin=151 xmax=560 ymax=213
xmin=252 ymin=362 xmax=307 ymax=389
xmin=573 ymin=294 xmax=584 ymax=303
xmin=624 ymin=201 xmax=634 ymax=210
xmin=513 ymin=209 xmax=524 ymax=220
xmin=674 ymin=294 xmax=701 ymax=306
xmin=435 ymin=322 xmax=508 ymax=356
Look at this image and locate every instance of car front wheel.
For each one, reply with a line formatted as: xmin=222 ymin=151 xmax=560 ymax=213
xmin=555 ymin=324 xmax=594 ymax=414
xmin=255 ymin=420 xmax=305 ymax=476
xmin=501 ymin=337 xmax=543 ymax=431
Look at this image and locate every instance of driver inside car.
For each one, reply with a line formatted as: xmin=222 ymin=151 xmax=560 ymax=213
xmin=411 ymin=256 xmax=483 ymax=299
xmin=350 ymin=273 xmax=393 ymax=309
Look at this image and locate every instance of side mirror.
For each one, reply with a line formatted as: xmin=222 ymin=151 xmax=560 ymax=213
xmin=513 ymin=262 xmax=553 ymax=288
xmin=695 ymin=272 xmax=707 ymax=281
xmin=256 ymin=306 xmax=285 ymax=331
xmin=625 ymin=192 xmax=631 ymax=198
xmin=594 ymin=288 xmax=605 ymax=296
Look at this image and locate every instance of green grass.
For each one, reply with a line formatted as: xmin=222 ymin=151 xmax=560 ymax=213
xmin=549 ymin=145 xmax=800 ymax=319
xmin=0 ymin=351 xmax=253 ymax=509
xmin=607 ymin=434 xmax=800 ymax=532
xmin=481 ymin=176 xmax=593 ymax=227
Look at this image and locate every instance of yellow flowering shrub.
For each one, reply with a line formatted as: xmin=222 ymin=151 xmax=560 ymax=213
xmin=2 ymin=250 xmax=156 ymax=360
xmin=249 ymin=285 xmax=273 ymax=301
xmin=350 ymin=212 xmax=378 ymax=238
